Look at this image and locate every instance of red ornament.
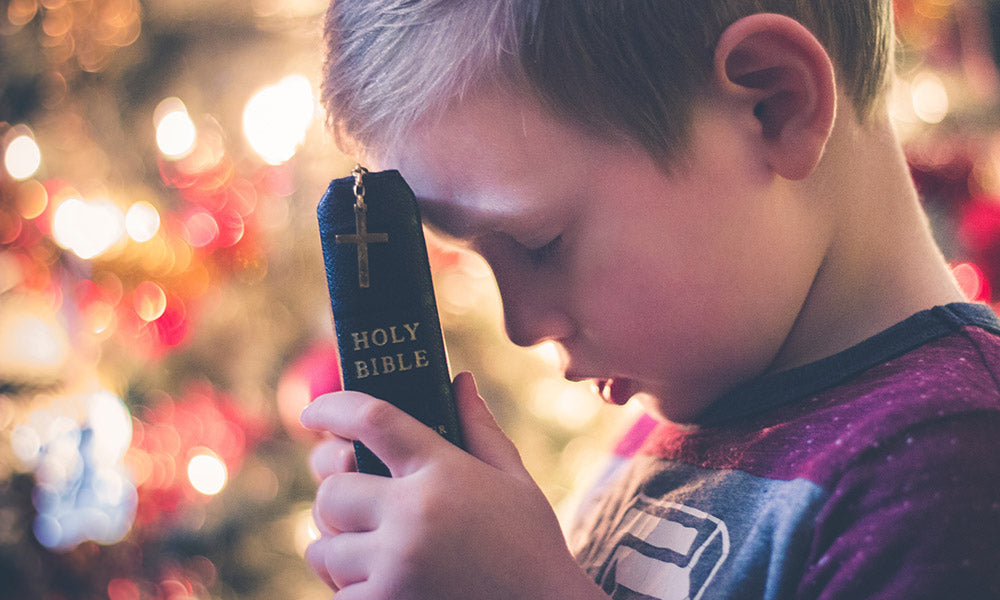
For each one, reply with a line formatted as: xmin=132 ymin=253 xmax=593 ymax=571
xmin=276 ymin=340 xmax=342 ymax=440
xmin=126 ymin=382 xmax=268 ymax=527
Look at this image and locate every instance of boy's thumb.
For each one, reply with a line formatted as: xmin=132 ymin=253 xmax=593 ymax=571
xmin=452 ymin=371 xmax=528 ymax=475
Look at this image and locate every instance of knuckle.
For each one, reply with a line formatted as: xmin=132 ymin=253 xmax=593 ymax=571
xmin=403 ymin=483 xmax=448 ymax=527
xmin=356 ymin=398 xmax=395 ymax=432
xmin=316 ymin=474 xmax=337 ymax=501
xmin=314 ymin=479 xmax=336 ymax=523
xmin=310 ymin=438 xmax=355 ymax=478
xmin=305 ymin=539 xmax=337 ymax=589
xmin=305 ymin=539 xmax=325 ymax=571
xmin=314 ymin=476 xmax=349 ymax=529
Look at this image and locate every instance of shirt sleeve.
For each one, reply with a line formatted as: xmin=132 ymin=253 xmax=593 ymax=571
xmin=798 ymin=411 xmax=1000 ymax=600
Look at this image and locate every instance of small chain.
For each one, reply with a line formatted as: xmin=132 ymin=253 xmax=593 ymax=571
xmin=351 ymin=164 xmax=369 ymax=210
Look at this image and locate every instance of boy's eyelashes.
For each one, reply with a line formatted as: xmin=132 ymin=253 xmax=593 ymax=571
xmin=524 ymin=235 xmax=563 ymax=267
xmin=467 ymin=232 xmax=564 ymax=268
xmin=422 ymin=223 xmax=473 ymax=250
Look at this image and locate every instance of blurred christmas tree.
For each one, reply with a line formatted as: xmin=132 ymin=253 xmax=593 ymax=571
xmin=0 ymin=1 xmax=998 ymax=599
xmin=895 ymin=0 xmax=1000 ymax=298
xmin=0 ymin=1 xmax=635 ymax=597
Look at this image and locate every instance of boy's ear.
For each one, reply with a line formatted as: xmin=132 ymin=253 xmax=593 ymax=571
xmin=713 ymin=13 xmax=837 ymax=180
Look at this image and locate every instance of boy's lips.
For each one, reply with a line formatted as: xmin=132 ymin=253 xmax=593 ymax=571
xmin=591 ymin=378 xmax=637 ymax=406
xmin=563 ymin=355 xmax=638 ymax=405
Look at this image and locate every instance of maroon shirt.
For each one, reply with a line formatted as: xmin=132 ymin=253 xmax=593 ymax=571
xmin=571 ymin=304 xmax=1000 ymax=599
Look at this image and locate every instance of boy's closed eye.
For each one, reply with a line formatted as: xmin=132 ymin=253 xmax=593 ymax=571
xmin=525 ymin=235 xmax=563 ymax=267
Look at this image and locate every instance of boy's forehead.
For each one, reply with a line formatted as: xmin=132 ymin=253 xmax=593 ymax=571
xmin=377 ymin=88 xmax=602 ymax=236
xmin=396 ymin=157 xmax=535 ymax=240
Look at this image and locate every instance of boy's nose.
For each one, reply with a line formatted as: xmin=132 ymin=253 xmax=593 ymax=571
xmin=490 ymin=262 xmax=574 ymax=348
xmin=502 ymin=301 xmax=574 ymax=348
xmin=474 ymin=233 xmax=575 ymax=347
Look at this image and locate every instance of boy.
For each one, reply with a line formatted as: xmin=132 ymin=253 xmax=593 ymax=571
xmin=301 ymin=1 xmax=1000 ymax=598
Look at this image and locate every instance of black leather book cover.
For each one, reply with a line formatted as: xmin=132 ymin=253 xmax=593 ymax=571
xmin=317 ymin=169 xmax=463 ymax=476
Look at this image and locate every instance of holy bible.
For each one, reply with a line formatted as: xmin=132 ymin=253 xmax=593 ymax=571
xmin=317 ymin=167 xmax=463 ymax=476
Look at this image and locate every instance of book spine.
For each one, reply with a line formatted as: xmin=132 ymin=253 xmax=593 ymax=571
xmin=317 ymin=170 xmax=462 ymax=476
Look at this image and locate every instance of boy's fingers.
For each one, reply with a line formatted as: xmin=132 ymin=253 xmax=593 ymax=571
xmin=311 ymin=502 xmax=337 ymax=537
xmin=303 ymin=538 xmax=338 ymax=589
xmin=315 ymin=472 xmax=383 ymax=533
xmin=307 ymin=534 xmax=370 ymax=590
xmin=329 ymin=581 xmax=384 ymax=600
xmin=453 ymin=371 xmax=527 ymax=475
xmin=301 ymin=391 xmax=444 ymax=476
xmin=309 ymin=436 xmax=356 ymax=480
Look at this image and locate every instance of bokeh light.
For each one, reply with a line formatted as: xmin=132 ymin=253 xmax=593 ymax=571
xmin=16 ymin=179 xmax=49 ymax=219
xmin=17 ymin=391 xmax=137 ymax=551
xmin=7 ymin=0 xmax=39 ymax=27
xmin=87 ymin=391 xmax=134 ymax=466
xmin=187 ymin=452 xmax=227 ymax=496
xmin=184 ymin=211 xmax=220 ymax=248
xmin=125 ymin=201 xmax=160 ymax=242
xmin=531 ymin=379 xmax=603 ymax=430
xmin=107 ymin=578 xmax=140 ymax=600
xmin=952 ymin=262 xmax=990 ymax=302
xmin=4 ymin=132 xmax=42 ymax=180
xmin=243 ymin=74 xmax=315 ymax=165
xmin=133 ymin=281 xmax=167 ymax=323
xmin=0 ymin=302 xmax=69 ymax=377
xmin=11 ymin=423 xmax=42 ymax=466
xmin=52 ymin=196 xmax=126 ymax=260
xmin=293 ymin=505 xmax=321 ymax=557
xmin=912 ymin=72 xmax=950 ymax=124
xmin=155 ymin=98 xmax=198 ymax=159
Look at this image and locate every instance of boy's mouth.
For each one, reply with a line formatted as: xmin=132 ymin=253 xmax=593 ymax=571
xmin=592 ymin=378 xmax=636 ymax=406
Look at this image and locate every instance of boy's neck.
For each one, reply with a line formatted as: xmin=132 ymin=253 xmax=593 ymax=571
xmin=766 ymin=108 xmax=967 ymax=375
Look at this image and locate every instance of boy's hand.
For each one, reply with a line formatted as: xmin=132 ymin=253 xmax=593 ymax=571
xmin=300 ymin=371 xmax=607 ymax=600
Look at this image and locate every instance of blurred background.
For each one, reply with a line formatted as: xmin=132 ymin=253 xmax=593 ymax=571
xmin=0 ymin=0 xmax=998 ymax=598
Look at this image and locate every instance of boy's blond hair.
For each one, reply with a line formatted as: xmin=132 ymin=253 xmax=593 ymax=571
xmin=321 ymin=0 xmax=894 ymax=161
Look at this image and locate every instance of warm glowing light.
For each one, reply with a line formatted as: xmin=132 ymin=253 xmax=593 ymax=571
xmin=911 ymin=73 xmax=949 ymax=124
xmin=0 ymin=307 xmax=69 ymax=374
xmin=87 ymin=390 xmax=133 ymax=464
xmin=7 ymin=0 xmax=39 ymax=27
xmin=187 ymin=452 xmax=227 ymax=495
xmin=184 ymin=211 xmax=219 ymax=247
xmin=5 ymin=134 xmax=42 ymax=180
xmin=84 ymin=301 xmax=116 ymax=335
xmin=293 ymin=506 xmax=321 ymax=556
xmin=531 ymin=379 xmax=601 ymax=430
xmin=16 ymin=179 xmax=48 ymax=219
xmin=215 ymin=210 xmax=245 ymax=247
xmin=133 ymin=281 xmax=167 ymax=322
xmin=531 ymin=340 xmax=566 ymax=370
xmin=155 ymin=98 xmax=197 ymax=159
xmin=125 ymin=201 xmax=160 ymax=242
xmin=972 ymin=138 xmax=1000 ymax=197
xmin=952 ymin=262 xmax=990 ymax=302
xmin=107 ymin=578 xmax=140 ymax=600
xmin=0 ymin=212 xmax=22 ymax=245
xmin=243 ymin=74 xmax=315 ymax=165
xmin=252 ymin=0 xmax=328 ymax=18
xmin=52 ymin=197 xmax=126 ymax=259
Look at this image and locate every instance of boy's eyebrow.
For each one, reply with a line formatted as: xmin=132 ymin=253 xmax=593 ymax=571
xmin=421 ymin=221 xmax=471 ymax=251
xmin=415 ymin=197 xmax=476 ymax=240
xmin=415 ymin=194 xmax=514 ymax=241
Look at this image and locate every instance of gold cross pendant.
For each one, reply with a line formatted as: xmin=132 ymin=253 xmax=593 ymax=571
xmin=336 ymin=202 xmax=388 ymax=288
